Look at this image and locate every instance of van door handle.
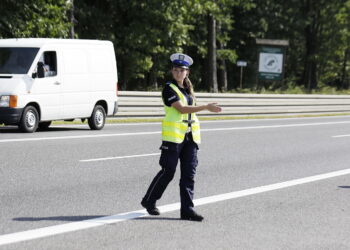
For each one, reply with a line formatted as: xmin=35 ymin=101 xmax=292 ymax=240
xmin=54 ymin=81 xmax=61 ymax=85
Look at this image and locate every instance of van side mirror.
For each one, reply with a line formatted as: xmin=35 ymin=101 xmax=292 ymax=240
xmin=37 ymin=62 xmax=45 ymax=78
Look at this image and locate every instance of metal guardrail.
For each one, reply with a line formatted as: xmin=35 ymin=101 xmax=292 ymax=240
xmin=116 ymin=91 xmax=350 ymax=118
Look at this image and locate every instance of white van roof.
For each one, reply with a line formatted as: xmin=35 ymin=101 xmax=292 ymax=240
xmin=0 ymin=38 xmax=113 ymax=47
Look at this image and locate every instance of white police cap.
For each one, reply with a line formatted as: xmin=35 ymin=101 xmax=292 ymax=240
xmin=170 ymin=53 xmax=193 ymax=68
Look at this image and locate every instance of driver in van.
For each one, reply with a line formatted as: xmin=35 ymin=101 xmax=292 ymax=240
xmin=39 ymin=53 xmax=55 ymax=77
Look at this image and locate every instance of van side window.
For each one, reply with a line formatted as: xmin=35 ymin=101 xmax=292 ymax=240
xmin=39 ymin=51 xmax=57 ymax=77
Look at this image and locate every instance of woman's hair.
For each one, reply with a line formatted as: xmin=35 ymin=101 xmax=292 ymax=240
xmin=184 ymin=76 xmax=196 ymax=100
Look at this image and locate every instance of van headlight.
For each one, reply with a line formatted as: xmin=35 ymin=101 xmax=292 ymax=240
xmin=0 ymin=95 xmax=17 ymax=108
xmin=0 ymin=96 xmax=10 ymax=107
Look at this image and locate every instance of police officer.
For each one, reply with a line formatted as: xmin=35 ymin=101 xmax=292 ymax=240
xmin=141 ymin=53 xmax=222 ymax=221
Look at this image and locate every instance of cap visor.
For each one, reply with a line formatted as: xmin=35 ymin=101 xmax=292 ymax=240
xmin=172 ymin=63 xmax=189 ymax=69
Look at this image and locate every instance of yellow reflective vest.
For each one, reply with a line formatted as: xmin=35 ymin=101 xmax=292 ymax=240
xmin=162 ymin=83 xmax=201 ymax=144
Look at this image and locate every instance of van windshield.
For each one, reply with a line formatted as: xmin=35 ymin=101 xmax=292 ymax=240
xmin=0 ymin=47 xmax=39 ymax=74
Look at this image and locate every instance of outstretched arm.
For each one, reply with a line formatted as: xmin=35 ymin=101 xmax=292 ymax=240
xmin=171 ymin=101 xmax=222 ymax=114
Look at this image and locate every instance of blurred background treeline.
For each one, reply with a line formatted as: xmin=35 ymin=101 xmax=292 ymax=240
xmin=0 ymin=0 xmax=349 ymax=94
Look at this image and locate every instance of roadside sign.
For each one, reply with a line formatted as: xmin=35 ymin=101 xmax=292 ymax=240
xmin=237 ymin=61 xmax=247 ymax=67
xmin=236 ymin=60 xmax=247 ymax=89
xmin=258 ymin=46 xmax=286 ymax=81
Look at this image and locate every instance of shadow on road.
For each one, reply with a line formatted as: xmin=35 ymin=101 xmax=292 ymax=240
xmin=13 ymin=215 xmax=107 ymax=222
xmin=134 ymin=217 xmax=181 ymax=221
xmin=0 ymin=127 xmax=89 ymax=134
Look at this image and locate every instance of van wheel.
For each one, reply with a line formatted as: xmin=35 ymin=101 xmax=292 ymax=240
xmin=19 ymin=106 xmax=39 ymax=133
xmin=88 ymin=105 xmax=106 ymax=130
xmin=38 ymin=121 xmax=52 ymax=130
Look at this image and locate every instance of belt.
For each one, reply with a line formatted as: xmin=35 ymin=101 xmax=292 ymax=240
xmin=182 ymin=120 xmax=195 ymax=125
xmin=183 ymin=120 xmax=194 ymax=133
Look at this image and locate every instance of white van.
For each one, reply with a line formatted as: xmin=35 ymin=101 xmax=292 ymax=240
xmin=0 ymin=38 xmax=118 ymax=132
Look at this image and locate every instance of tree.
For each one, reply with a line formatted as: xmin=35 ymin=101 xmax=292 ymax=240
xmin=75 ymin=0 xmax=240 ymax=92
xmin=75 ymin=0 xmax=196 ymax=90
xmin=324 ymin=0 xmax=350 ymax=89
xmin=229 ymin=0 xmax=349 ymax=92
xmin=185 ymin=0 xmax=238 ymax=92
xmin=208 ymin=12 xmax=218 ymax=92
xmin=0 ymin=0 xmax=71 ymax=38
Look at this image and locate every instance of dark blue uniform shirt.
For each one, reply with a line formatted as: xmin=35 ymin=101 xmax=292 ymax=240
xmin=162 ymin=80 xmax=193 ymax=107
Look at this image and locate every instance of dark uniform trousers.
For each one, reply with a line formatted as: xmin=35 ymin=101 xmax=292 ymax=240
xmin=143 ymin=132 xmax=198 ymax=213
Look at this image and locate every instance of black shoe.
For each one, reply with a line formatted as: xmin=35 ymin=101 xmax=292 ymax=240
xmin=141 ymin=200 xmax=160 ymax=216
xmin=181 ymin=210 xmax=204 ymax=222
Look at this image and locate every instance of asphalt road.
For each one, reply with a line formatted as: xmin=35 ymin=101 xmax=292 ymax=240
xmin=1 ymin=115 xmax=350 ymax=249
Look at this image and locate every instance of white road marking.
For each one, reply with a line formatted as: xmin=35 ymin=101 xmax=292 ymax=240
xmin=199 ymin=114 xmax=350 ymax=124
xmin=80 ymin=153 xmax=160 ymax=162
xmin=2 ymin=167 xmax=350 ymax=246
xmin=332 ymin=134 xmax=350 ymax=138
xmin=201 ymin=120 xmax=350 ymax=132
xmin=2 ymin=120 xmax=350 ymax=143
xmin=0 ymin=131 xmax=161 ymax=143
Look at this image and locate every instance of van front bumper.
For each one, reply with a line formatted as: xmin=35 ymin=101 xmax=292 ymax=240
xmin=0 ymin=107 xmax=23 ymax=125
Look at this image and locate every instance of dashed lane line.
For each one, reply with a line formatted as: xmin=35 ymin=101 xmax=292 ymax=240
xmin=80 ymin=153 xmax=161 ymax=162
xmin=332 ymin=134 xmax=350 ymax=138
xmin=0 ymin=131 xmax=161 ymax=143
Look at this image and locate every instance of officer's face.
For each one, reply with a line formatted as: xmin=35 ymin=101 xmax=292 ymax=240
xmin=172 ymin=67 xmax=188 ymax=83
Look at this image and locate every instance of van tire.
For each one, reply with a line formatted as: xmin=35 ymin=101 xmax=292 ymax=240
xmin=38 ymin=121 xmax=52 ymax=130
xmin=88 ymin=105 xmax=106 ymax=130
xmin=19 ymin=106 xmax=39 ymax=133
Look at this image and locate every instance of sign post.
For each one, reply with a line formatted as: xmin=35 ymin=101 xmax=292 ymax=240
xmin=236 ymin=60 xmax=247 ymax=89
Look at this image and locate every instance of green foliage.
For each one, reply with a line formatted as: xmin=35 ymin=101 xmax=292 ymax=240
xmin=75 ymin=0 xmax=200 ymax=89
xmin=217 ymin=49 xmax=237 ymax=63
xmin=0 ymin=0 xmax=71 ymax=38
xmin=0 ymin=0 xmax=348 ymax=92
xmin=229 ymin=0 xmax=350 ymax=91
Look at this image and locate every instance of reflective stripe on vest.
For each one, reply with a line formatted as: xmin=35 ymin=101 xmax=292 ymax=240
xmin=162 ymin=83 xmax=201 ymax=144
